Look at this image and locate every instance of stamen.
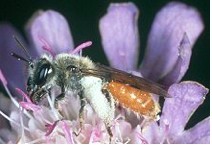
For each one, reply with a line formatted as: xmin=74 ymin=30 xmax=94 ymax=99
xmin=0 ymin=110 xmax=30 ymax=132
xmin=135 ymin=131 xmax=148 ymax=144
xmin=45 ymin=120 xmax=59 ymax=136
xmin=45 ymin=136 xmax=51 ymax=144
xmin=123 ymin=138 xmax=131 ymax=144
xmin=0 ymin=69 xmax=7 ymax=85
xmin=38 ymin=36 xmax=56 ymax=57
xmin=89 ymin=128 xmax=101 ymax=144
xmin=16 ymin=88 xmax=41 ymax=119
xmin=19 ymin=107 xmax=25 ymax=143
xmin=26 ymin=137 xmax=45 ymax=144
xmin=70 ymin=41 xmax=92 ymax=55
xmin=0 ymin=70 xmax=34 ymax=120
xmin=115 ymin=122 xmax=123 ymax=143
xmin=47 ymin=95 xmax=61 ymax=120
xmin=19 ymin=102 xmax=41 ymax=112
xmin=15 ymin=88 xmax=32 ymax=103
xmin=0 ymin=70 xmax=19 ymax=107
xmin=62 ymin=121 xmax=74 ymax=144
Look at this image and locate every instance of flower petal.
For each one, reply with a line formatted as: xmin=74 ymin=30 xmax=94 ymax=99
xmin=141 ymin=122 xmax=161 ymax=144
xmin=113 ymin=119 xmax=132 ymax=143
xmin=26 ymin=10 xmax=74 ymax=55
xmin=140 ymin=2 xmax=204 ymax=83
xmin=174 ymin=117 xmax=210 ymax=144
xmin=99 ymin=2 xmax=139 ymax=71
xmin=159 ymin=33 xmax=192 ymax=86
xmin=160 ymin=81 xmax=208 ymax=140
xmin=0 ymin=23 xmax=27 ymax=93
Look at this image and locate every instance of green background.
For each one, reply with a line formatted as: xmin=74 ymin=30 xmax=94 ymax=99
xmin=0 ymin=0 xmax=209 ymax=130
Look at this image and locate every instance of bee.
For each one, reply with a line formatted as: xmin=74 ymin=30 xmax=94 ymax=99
xmin=12 ymin=36 xmax=169 ymax=138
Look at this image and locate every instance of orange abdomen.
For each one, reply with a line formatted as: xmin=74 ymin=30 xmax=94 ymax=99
xmin=106 ymin=81 xmax=160 ymax=119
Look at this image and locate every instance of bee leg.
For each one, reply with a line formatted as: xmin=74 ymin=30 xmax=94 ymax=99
xmin=55 ymin=92 xmax=65 ymax=101
xmin=79 ymin=98 xmax=86 ymax=128
xmin=55 ymin=86 xmax=65 ymax=108
xmin=102 ymin=86 xmax=112 ymax=107
xmin=74 ymin=92 xmax=86 ymax=136
xmin=102 ymin=87 xmax=114 ymax=142
xmin=105 ymin=124 xmax=113 ymax=143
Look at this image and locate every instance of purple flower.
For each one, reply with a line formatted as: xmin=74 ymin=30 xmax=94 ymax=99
xmin=99 ymin=1 xmax=209 ymax=144
xmin=0 ymin=1 xmax=209 ymax=144
xmin=99 ymin=2 xmax=204 ymax=86
xmin=0 ymin=10 xmax=142 ymax=144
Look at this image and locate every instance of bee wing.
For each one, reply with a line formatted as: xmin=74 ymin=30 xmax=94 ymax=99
xmin=81 ymin=63 xmax=170 ymax=97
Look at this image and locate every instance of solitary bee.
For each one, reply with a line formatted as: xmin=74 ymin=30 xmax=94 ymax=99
xmin=12 ymin=36 xmax=169 ymax=138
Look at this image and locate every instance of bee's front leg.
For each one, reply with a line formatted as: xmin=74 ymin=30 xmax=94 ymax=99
xmin=55 ymin=85 xmax=65 ymax=108
xmin=31 ymin=88 xmax=49 ymax=105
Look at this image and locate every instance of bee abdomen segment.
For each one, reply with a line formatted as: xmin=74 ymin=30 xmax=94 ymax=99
xmin=106 ymin=81 xmax=160 ymax=119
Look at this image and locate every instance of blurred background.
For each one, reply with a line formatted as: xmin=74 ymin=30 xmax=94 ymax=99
xmin=0 ymin=0 xmax=209 ymax=130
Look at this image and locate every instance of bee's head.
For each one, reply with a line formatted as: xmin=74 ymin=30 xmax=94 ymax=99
xmin=11 ymin=36 xmax=55 ymax=104
xmin=27 ymin=56 xmax=55 ymax=100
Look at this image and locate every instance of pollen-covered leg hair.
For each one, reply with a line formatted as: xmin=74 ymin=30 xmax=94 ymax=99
xmin=101 ymin=86 xmax=112 ymax=107
xmin=101 ymin=86 xmax=114 ymax=142
xmin=80 ymin=76 xmax=116 ymax=141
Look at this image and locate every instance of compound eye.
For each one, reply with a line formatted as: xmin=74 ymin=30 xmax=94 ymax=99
xmin=35 ymin=64 xmax=52 ymax=86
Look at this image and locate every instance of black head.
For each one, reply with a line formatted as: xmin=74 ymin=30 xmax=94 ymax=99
xmin=27 ymin=58 xmax=54 ymax=94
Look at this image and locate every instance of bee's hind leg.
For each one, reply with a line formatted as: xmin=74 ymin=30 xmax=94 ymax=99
xmin=102 ymin=87 xmax=114 ymax=143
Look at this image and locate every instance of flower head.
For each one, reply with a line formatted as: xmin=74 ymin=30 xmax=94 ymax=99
xmin=99 ymin=2 xmax=209 ymax=143
xmin=0 ymin=1 xmax=209 ymax=144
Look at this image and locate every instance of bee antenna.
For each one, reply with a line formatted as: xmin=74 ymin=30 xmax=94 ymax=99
xmin=11 ymin=52 xmax=31 ymax=64
xmin=13 ymin=35 xmax=32 ymax=61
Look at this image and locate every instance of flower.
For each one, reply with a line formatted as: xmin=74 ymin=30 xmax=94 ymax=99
xmin=99 ymin=2 xmax=204 ymax=86
xmin=0 ymin=1 xmax=209 ymax=144
xmin=99 ymin=1 xmax=209 ymax=144
xmin=141 ymin=81 xmax=209 ymax=143
xmin=0 ymin=9 xmax=142 ymax=144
